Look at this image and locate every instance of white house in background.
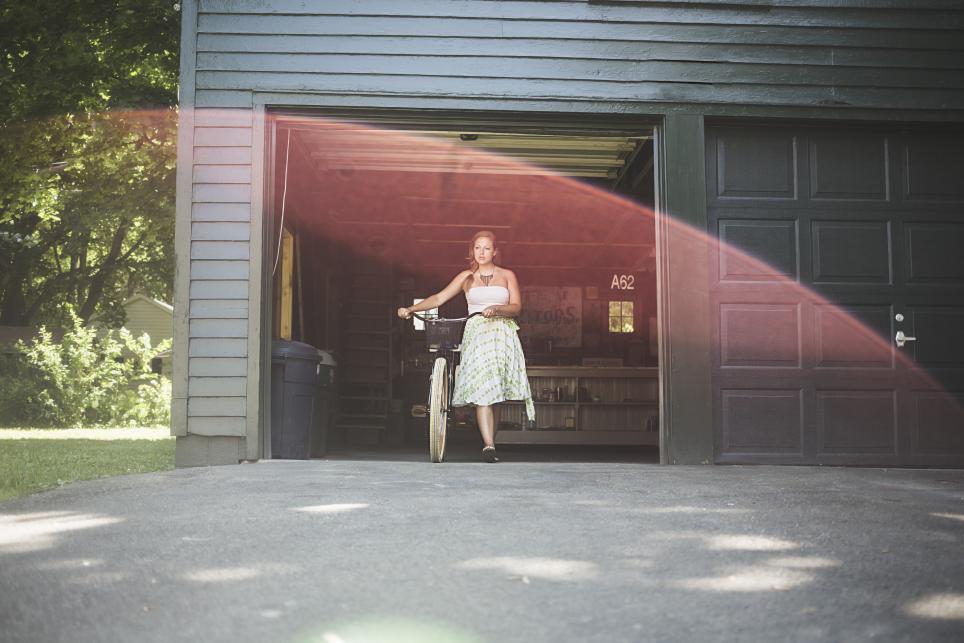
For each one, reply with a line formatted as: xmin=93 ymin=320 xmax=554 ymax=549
xmin=90 ymin=294 xmax=174 ymax=376
xmin=112 ymin=294 xmax=173 ymax=347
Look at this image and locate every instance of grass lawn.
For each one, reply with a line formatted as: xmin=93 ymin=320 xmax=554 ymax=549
xmin=0 ymin=427 xmax=174 ymax=502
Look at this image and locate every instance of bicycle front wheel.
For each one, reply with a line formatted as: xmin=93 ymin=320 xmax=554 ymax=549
xmin=428 ymin=356 xmax=449 ymax=463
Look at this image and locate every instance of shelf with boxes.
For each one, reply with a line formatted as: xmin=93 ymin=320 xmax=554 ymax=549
xmin=498 ymin=367 xmax=659 ymax=445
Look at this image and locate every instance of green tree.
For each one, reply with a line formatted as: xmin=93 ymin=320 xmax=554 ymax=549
xmin=0 ymin=1 xmax=180 ymax=326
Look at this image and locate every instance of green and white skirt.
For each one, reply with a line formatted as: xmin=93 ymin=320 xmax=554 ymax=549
xmin=452 ymin=316 xmax=535 ymax=422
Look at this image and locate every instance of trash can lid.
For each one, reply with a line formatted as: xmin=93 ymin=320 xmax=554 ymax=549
xmin=271 ymin=339 xmax=327 ymax=362
xmin=317 ymin=350 xmax=337 ymax=367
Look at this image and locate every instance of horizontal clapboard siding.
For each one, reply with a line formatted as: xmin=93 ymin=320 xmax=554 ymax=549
xmin=189 ymin=338 xmax=248 ymax=358
xmin=591 ymin=1 xmax=964 ymax=8
xmin=192 ymin=222 xmax=250 ymax=242
xmin=190 ymin=299 xmax=249 ymax=318
xmin=192 ymin=203 xmax=250 ymax=222
xmin=197 ymin=1 xmax=963 ymax=28
xmin=196 ymin=53 xmax=959 ymax=89
xmin=189 ymin=358 xmax=247 ymax=377
xmin=194 ymin=0 xmax=964 ymax=111
xmin=187 ymin=107 xmax=253 ymax=428
xmin=193 ymin=165 xmax=251 ymax=184
xmin=196 ymin=37 xmax=964 ymax=70
xmin=191 ymin=260 xmax=249 ymax=280
xmin=189 ymin=397 xmax=246 ymax=417
xmin=194 ymin=146 xmax=252 ymax=164
xmin=194 ymin=18 xmax=964 ymax=49
xmin=190 ymin=376 xmax=248 ymax=397
xmin=191 ymin=241 xmax=249 ymax=260
xmin=190 ymin=319 xmax=248 ymax=338
xmin=188 ymin=417 xmax=247 ymax=437
xmin=190 ymin=280 xmax=249 ymax=299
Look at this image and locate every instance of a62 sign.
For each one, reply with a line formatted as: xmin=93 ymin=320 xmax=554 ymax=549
xmin=610 ymin=274 xmax=635 ymax=290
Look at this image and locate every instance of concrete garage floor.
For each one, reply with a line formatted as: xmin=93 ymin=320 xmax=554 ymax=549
xmin=1 ymin=453 xmax=963 ymax=643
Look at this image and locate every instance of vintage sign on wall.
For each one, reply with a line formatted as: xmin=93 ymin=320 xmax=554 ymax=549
xmin=518 ymin=286 xmax=582 ymax=347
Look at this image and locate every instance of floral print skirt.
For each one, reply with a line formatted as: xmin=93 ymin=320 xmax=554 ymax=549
xmin=451 ymin=316 xmax=535 ymax=422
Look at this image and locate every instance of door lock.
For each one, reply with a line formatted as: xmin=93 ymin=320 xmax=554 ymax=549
xmin=895 ymin=330 xmax=917 ymax=348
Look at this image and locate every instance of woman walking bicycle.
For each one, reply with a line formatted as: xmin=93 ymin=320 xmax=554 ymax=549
xmin=398 ymin=231 xmax=535 ymax=462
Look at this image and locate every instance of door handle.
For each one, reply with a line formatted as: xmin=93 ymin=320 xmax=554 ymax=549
xmin=895 ymin=330 xmax=917 ymax=348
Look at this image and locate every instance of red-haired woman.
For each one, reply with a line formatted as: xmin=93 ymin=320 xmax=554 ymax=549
xmin=398 ymin=230 xmax=535 ymax=462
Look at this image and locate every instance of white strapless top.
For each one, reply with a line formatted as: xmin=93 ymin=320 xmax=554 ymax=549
xmin=466 ymin=286 xmax=509 ymax=314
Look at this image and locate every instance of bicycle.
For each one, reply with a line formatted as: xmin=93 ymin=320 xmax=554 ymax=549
xmin=408 ymin=311 xmax=482 ymax=463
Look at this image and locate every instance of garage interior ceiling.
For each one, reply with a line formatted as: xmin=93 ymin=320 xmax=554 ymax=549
xmin=296 ymin=127 xmax=651 ymax=179
xmin=283 ymin=121 xmax=657 ymax=272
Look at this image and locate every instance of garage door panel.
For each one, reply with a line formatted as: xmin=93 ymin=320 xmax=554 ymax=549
xmin=903 ymin=135 xmax=964 ymax=202
xmin=814 ymin=304 xmax=894 ymax=369
xmin=720 ymin=388 xmax=803 ymax=454
xmin=812 ymin=220 xmax=892 ymax=284
xmin=718 ymin=219 xmax=799 ymax=281
xmin=906 ymin=223 xmax=964 ymax=284
xmin=716 ymin=132 xmax=798 ymax=200
xmin=816 ymin=390 xmax=897 ymax=455
xmin=910 ymin=391 xmax=964 ymax=455
xmin=810 ymin=136 xmax=889 ymax=201
xmin=720 ymin=303 xmax=800 ymax=367
xmin=908 ymin=307 xmax=964 ymax=367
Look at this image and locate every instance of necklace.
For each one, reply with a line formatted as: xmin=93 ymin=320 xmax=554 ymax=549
xmin=479 ymin=271 xmax=494 ymax=286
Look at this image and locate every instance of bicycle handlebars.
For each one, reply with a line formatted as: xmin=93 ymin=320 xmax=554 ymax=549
xmin=409 ymin=311 xmax=484 ymax=323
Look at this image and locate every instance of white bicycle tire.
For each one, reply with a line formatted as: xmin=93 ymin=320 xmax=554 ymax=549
xmin=428 ymin=356 xmax=448 ymax=463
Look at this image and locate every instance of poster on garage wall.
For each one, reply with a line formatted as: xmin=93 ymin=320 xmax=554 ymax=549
xmin=518 ymin=286 xmax=582 ymax=347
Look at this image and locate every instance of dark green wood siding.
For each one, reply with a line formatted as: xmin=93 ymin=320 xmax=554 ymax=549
xmin=193 ymin=0 xmax=964 ymax=112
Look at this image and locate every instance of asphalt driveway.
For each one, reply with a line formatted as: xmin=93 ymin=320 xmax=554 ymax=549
xmin=1 ymin=447 xmax=963 ymax=642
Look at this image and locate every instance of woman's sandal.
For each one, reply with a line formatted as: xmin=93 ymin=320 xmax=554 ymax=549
xmin=482 ymin=446 xmax=499 ymax=463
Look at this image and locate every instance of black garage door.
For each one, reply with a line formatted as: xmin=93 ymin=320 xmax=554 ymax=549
xmin=706 ymin=124 xmax=964 ymax=466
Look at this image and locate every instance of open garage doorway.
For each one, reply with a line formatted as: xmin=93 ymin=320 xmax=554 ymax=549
xmin=261 ymin=111 xmax=660 ymax=461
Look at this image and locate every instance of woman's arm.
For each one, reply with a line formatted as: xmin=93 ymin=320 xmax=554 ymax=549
xmin=482 ymin=269 xmax=522 ymax=318
xmin=398 ymin=270 xmax=472 ymax=319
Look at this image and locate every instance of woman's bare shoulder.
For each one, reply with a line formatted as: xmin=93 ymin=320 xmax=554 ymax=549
xmin=451 ymin=269 xmax=474 ymax=288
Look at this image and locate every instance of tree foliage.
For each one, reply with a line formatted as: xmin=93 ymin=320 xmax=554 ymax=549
xmin=0 ymin=1 xmax=180 ymax=326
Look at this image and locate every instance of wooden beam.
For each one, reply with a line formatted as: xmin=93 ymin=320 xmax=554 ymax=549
xmin=295 ymin=233 xmax=305 ymax=343
xmin=280 ymin=227 xmax=294 ymax=340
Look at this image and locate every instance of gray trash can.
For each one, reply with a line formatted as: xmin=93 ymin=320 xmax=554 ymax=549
xmin=270 ymin=340 xmax=336 ymax=459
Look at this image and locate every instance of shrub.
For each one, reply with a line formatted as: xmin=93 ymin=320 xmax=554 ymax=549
xmin=0 ymin=354 xmax=44 ymax=426
xmin=1 ymin=308 xmax=172 ymax=427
